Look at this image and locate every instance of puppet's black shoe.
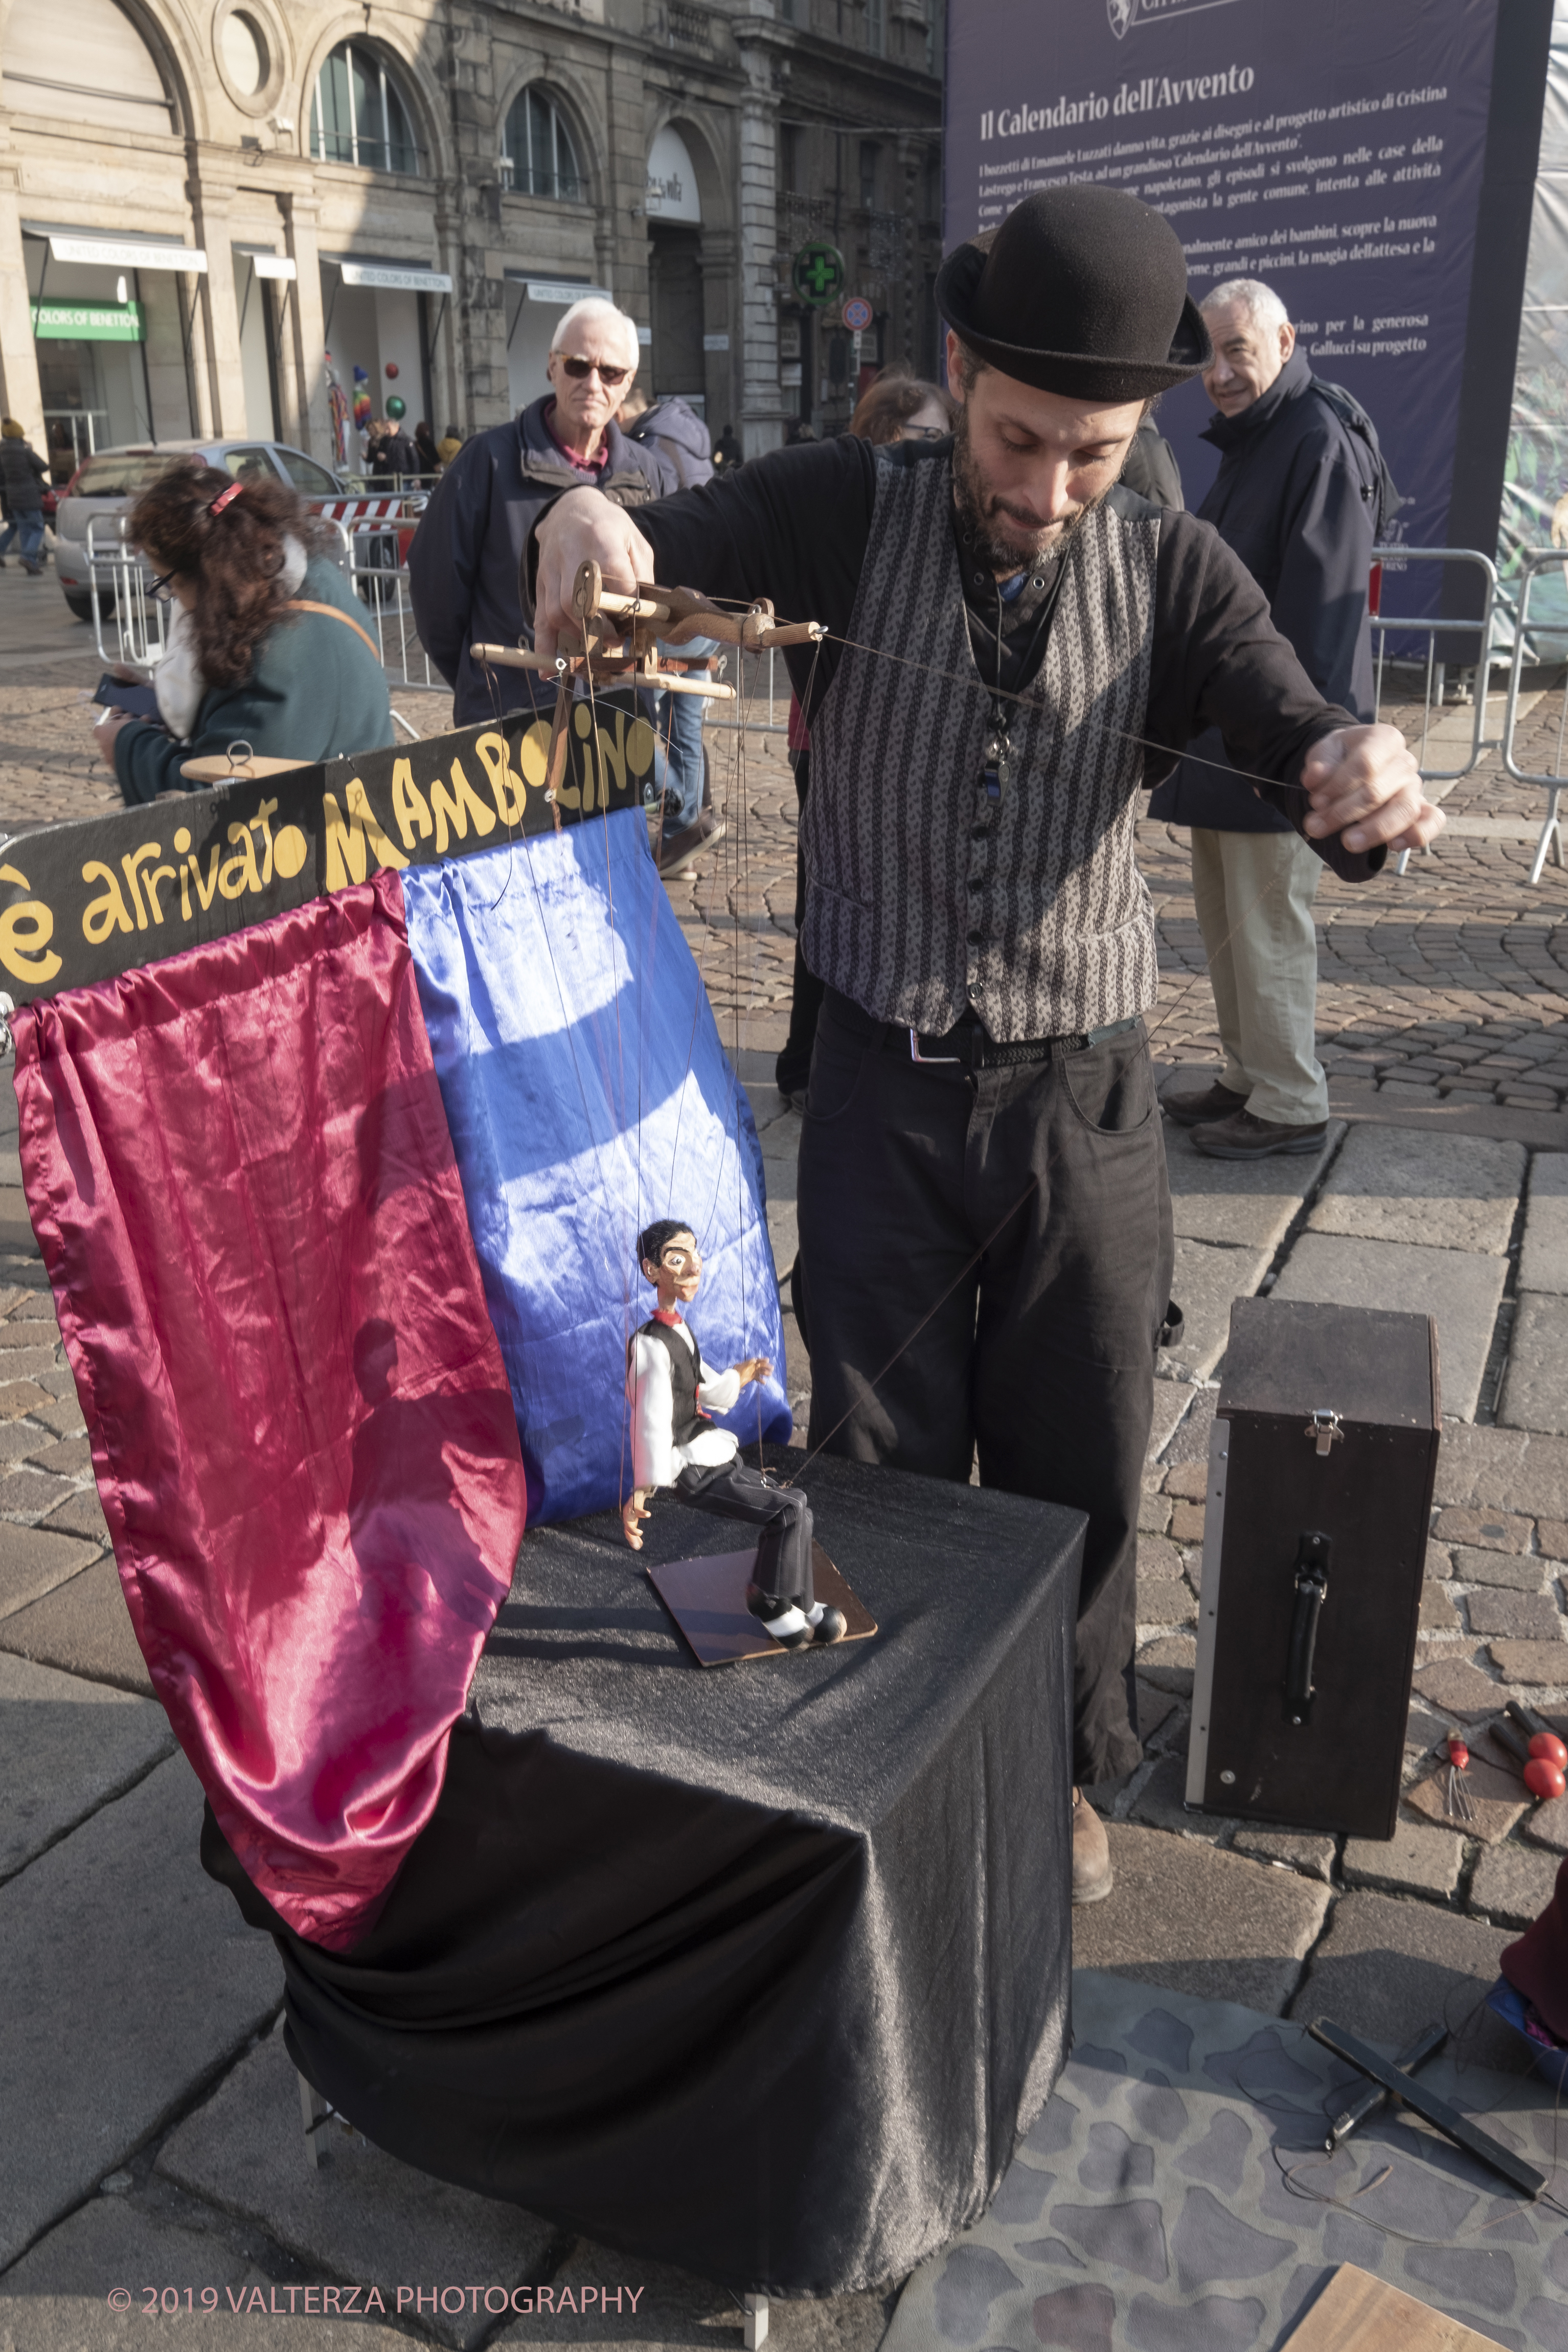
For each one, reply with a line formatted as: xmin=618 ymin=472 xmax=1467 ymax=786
xmin=746 ymin=1582 xmax=812 ymax=1647
xmin=811 ymin=1606 xmax=847 ymax=1644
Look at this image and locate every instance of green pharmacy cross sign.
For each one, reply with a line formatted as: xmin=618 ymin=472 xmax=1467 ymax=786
xmin=791 ymin=242 xmax=847 ymax=309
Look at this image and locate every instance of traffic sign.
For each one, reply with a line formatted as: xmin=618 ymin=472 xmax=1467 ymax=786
xmin=792 ymin=241 xmax=847 ymax=308
xmin=843 ymin=296 xmax=873 ymax=333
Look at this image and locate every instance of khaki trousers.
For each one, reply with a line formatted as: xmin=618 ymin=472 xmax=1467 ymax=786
xmin=1189 ymin=826 xmax=1329 ymax=1125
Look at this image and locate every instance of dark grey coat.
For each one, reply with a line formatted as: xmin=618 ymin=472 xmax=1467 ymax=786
xmin=1148 ymin=348 xmax=1378 ymax=832
xmin=0 ymin=437 xmax=48 ymax=516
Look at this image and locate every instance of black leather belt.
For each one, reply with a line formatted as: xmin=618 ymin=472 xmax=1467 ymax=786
xmin=905 ymin=1014 xmax=1140 ymax=1071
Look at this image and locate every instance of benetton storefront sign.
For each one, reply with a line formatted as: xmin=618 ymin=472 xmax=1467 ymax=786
xmin=31 ymin=300 xmax=145 ymax=342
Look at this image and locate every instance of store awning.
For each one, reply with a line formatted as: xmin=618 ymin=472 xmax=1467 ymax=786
xmin=23 ymin=224 xmax=206 ymax=272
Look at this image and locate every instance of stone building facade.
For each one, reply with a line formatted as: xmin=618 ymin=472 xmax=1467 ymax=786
xmin=0 ymin=0 xmax=941 ymax=478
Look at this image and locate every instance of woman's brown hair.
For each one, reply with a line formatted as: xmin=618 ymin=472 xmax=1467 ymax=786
xmin=126 ymin=459 xmax=333 ymax=690
xmin=849 ymin=367 xmax=957 ymax=447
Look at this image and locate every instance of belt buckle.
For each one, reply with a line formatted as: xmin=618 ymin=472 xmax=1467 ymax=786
xmin=909 ymin=1026 xmax=963 ymax=1066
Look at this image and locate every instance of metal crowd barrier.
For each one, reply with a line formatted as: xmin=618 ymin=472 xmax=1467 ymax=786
xmin=1500 ymin=548 xmax=1568 ymax=885
xmin=85 ymin=513 xmax=170 ymax=669
xmin=1369 ymin=546 xmax=1501 ymax=877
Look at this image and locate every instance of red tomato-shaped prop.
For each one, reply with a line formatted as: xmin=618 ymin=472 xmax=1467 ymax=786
xmin=1529 ymin=1731 xmax=1568 ymax=1769
xmin=1524 ymin=1757 xmax=1567 ymax=1802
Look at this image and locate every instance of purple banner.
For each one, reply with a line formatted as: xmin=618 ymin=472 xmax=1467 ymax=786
xmin=945 ymin=0 xmax=1501 ymax=542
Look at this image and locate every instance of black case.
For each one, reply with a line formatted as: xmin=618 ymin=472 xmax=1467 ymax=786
xmin=1184 ymin=1297 xmax=1441 ymax=1842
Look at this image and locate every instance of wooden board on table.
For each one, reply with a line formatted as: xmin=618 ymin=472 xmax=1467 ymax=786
xmin=1283 ymin=2265 xmax=1501 ymax=2350
xmin=648 ymin=1542 xmax=876 ymax=1666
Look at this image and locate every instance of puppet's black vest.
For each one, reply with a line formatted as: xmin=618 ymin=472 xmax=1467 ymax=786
xmin=635 ymin=1319 xmax=709 ymax=1448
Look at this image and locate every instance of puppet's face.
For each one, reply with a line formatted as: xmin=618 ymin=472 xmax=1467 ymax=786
xmin=645 ymin=1232 xmax=701 ymax=1312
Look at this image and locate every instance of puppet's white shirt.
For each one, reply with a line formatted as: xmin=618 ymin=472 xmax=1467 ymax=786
xmin=627 ymin=1319 xmax=741 ymax=1490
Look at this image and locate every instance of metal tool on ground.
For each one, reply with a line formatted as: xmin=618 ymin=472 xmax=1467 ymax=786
xmin=1323 ymin=2020 xmax=1448 ymax=2151
xmin=1443 ymin=1733 xmax=1476 ymax=1825
xmin=1308 ymin=2019 xmax=1548 ymax=2199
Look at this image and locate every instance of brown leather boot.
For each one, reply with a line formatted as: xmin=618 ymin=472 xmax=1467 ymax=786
xmin=1072 ymin=1789 xmax=1112 ymax=1905
xmin=1162 ymin=1078 xmax=1247 ymax=1128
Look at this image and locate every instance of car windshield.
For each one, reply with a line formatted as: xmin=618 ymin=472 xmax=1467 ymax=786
xmin=69 ymin=453 xmax=183 ymax=499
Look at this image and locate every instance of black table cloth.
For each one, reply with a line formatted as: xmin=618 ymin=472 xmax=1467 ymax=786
xmin=203 ymin=1451 xmax=1084 ymax=2296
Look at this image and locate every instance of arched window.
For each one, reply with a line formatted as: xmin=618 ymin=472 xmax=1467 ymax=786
xmin=310 ymin=41 xmax=420 ymax=174
xmin=504 ymin=86 xmax=582 ymax=201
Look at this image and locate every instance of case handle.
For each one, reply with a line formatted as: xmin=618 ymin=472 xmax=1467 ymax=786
xmin=1285 ymin=1531 xmax=1332 ymax=1726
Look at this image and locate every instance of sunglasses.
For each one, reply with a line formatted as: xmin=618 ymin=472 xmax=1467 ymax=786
xmin=147 ymin=568 xmax=179 ymax=601
xmin=557 ymin=354 xmax=631 ymax=387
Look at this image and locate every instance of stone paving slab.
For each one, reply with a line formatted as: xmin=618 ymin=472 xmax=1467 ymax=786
xmin=1434 ymin=1421 xmax=1568 ymax=1515
xmin=495 ymin=2239 xmax=895 ymax=2351
xmin=1128 ymin=1754 xmax=1234 ymax=1844
xmin=1229 ymin=1826 xmax=1336 ymax=1880
xmin=1342 ymin=1817 xmax=1464 ymax=1898
xmin=1469 ymin=1841 xmax=1563 ymax=1930
xmin=0 ymin=2193 xmax=416 ymax=2347
xmin=0 ymin=1649 xmax=171 ymax=1885
xmin=1305 ymin=1123 xmax=1525 ymax=1254
xmin=157 ymin=2025 xmax=560 ymax=2352
xmin=0 ymin=1520 xmax=99 ymax=1621
xmin=0 ymin=1752 xmax=282 ymax=2270
xmin=1270 ymin=1232 xmax=1508 ymax=1421
xmin=1487 ymin=1637 xmax=1568 ymax=1686
xmin=0 ymin=1184 xmax=37 ymax=1256
xmin=1162 ymin=1115 xmax=1344 ymax=1251
xmin=1519 ymin=1151 xmax=1568 ymax=1294
xmin=1499 ymin=1291 xmax=1568 ymax=1434
xmin=1069 ymin=1823 xmax=1330 ymax=2014
xmin=1156 ymin=1237 xmax=1270 ymax=1383
xmin=1287 ymin=1889 xmax=1515 ymax=2062
xmin=1449 ymin=1545 xmax=1552 ymax=1591
xmin=1410 ymin=1655 xmax=1515 ymax=1720
xmin=1147 ymin=1378 xmax=1197 ymax=1460
xmin=0 ymin=1554 xmax=151 ymax=1694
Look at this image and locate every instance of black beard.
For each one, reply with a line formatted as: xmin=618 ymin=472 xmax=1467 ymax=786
xmin=950 ymin=403 xmax=1106 ymax=575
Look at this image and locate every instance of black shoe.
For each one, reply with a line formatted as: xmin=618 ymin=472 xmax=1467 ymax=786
xmin=812 ymin=1607 xmax=847 ymax=1644
xmin=746 ymin=1582 xmax=812 ymax=1647
xmin=1163 ymin=1079 xmax=1247 ymax=1128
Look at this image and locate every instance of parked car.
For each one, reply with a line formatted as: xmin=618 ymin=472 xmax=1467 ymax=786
xmin=53 ymin=439 xmax=418 ymax=623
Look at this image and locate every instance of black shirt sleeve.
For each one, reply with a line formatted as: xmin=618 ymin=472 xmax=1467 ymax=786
xmin=1144 ymin=508 xmax=1382 ymax=881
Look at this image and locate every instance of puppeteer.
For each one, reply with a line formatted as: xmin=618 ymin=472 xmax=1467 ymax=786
xmin=622 ymin=1219 xmax=845 ymax=1648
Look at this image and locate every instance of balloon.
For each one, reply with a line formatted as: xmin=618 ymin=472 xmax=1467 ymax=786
xmin=385 ymin=395 xmax=406 ymax=420
xmin=385 ymin=361 xmax=400 ymax=379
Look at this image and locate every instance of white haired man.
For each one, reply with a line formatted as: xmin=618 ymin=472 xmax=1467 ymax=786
xmin=1151 ymin=278 xmax=1388 ymax=1159
xmin=410 ymin=298 xmax=676 ymax=726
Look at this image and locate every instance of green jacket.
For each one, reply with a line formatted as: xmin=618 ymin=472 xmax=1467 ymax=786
xmin=116 ymin=555 xmax=395 ymax=805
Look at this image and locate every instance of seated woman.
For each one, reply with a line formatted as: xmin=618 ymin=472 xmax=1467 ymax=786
xmin=93 ymin=459 xmax=394 ymax=804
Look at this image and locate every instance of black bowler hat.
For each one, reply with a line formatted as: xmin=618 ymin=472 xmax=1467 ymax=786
xmin=936 ymin=186 xmax=1212 ymax=402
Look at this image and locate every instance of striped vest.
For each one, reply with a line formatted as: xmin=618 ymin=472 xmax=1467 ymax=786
xmin=801 ymin=450 xmax=1160 ymax=1043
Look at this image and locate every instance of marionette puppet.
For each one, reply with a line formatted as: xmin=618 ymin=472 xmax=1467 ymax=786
xmin=622 ymin=1218 xmax=846 ymax=1648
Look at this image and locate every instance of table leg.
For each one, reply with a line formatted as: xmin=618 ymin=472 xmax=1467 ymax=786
xmin=743 ymin=2294 xmax=769 ymax=2348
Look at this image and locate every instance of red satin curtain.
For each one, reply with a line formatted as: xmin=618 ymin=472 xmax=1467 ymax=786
xmin=14 ymin=871 xmax=526 ymax=1951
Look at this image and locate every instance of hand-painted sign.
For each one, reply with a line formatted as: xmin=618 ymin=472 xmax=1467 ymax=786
xmin=0 ymin=706 xmax=653 ymax=1006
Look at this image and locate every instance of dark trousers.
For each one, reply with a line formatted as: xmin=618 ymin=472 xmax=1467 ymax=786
xmin=676 ymin=1458 xmax=815 ymax=1608
xmin=797 ymin=992 xmax=1172 ymax=1783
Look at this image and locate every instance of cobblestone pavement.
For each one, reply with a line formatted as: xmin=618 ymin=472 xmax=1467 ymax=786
xmin=8 ymin=578 xmax=1568 ymax=2341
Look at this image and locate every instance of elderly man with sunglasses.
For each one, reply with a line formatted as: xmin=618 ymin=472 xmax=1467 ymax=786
xmin=409 ymin=298 xmax=676 ymax=727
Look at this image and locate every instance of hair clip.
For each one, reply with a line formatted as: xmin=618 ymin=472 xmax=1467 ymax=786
xmin=210 ymin=482 xmax=244 ymax=516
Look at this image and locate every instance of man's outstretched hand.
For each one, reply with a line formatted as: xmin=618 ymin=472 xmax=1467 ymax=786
xmin=1300 ymin=723 xmax=1443 ymax=856
xmin=535 ymin=489 xmax=656 ymax=663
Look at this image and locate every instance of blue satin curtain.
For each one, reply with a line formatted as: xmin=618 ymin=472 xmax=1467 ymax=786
xmin=403 ymin=811 xmax=789 ymax=1523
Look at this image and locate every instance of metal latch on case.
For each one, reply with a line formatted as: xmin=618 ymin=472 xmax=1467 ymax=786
xmin=1305 ymin=1409 xmax=1343 ymax=1458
